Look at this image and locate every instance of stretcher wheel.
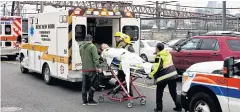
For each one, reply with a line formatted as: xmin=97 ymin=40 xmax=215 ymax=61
xmin=140 ymin=98 xmax=146 ymax=105
xmin=112 ymin=94 xmax=118 ymax=98
xmin=127 ymin=102 xmax=133 ymax=108
xmin=98 ymin=96 xmax=104 ymax=102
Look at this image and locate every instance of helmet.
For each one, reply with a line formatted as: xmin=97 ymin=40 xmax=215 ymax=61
xmin=122 ymin=34 xmax=131 ymax=44
xmin=114 ymin=32 xmax=122 ymax=37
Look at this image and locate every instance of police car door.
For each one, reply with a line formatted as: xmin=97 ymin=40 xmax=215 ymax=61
xmin=71 ymin=16 xmax=86 ymax=71
xmin=228 ymin=75 xmax=240 ymax=112
xmin=121 ymin=18 xmax=140 ymax=55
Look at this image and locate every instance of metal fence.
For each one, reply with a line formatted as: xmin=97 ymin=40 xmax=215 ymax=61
xmin=140 ymin=17 xmax=240 ymax=42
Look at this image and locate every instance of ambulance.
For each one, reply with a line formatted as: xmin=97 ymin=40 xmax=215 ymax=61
xmin=20 ymin=8 xmax=140 ymax=84
xmin=1 ymin=16 xmax=23 ymax=60
xmin=181 ymin=57 xmax=240 ymax=112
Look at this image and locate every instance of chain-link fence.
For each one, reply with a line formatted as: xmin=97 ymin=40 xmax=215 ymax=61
xmin=141 ymin=18 xmax=240 ymax=42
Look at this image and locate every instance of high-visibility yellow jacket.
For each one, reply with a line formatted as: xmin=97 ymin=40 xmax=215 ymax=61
xmin=149 ymin=49 xmax=178 ymax=84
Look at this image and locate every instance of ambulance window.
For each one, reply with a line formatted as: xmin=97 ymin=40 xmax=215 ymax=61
xmin=5 ymin=42 xmax=11 ymax=46
xmin=5 ymin=25 xmax=12 ymax=35
xmin=75 ymin=25 xmax=86 ymax=41
xmin=0 ymin=25 xmax=2 ymax=35
xmin=122 ymin=26 xmax=139 ymax=41
xmin=0 ymin=42 xmax=2 ymax=46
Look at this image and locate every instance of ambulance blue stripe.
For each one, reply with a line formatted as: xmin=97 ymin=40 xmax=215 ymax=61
xmin=191 ymin=83 xmax=240 ymax=99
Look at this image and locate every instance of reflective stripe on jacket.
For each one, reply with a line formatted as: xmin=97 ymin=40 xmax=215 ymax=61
xmin=149 ymin=49 xmax=178 ymax=84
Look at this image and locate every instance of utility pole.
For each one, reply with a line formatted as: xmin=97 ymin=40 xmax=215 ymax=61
xmin=3 ymin=4 xmax=6 ymax=16
xmin=40 ymin=1 xmax=44 ymax=13
xmin=222 ymin=1 xmax=226 ymax=31
xmin=11 ymin=1 xmax=15 ymax=16
xmin=17 ymin=1 xmax=20 ymax=16
xmin=156 ymin=1 xmax=160 ymax=32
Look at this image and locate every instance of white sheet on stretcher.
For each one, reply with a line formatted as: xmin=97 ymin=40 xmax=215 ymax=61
xmin=101 ymin=48 xmax=153 ymax=93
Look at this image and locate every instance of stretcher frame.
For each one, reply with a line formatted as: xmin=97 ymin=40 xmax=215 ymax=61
xmin=98 ymin=65 xmax=147 ymax=108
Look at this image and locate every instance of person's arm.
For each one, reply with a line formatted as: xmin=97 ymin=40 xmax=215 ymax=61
xmin=148 ymin=56 xmax=163 ymax=78
xmin=91 ymin=44 xmax=101 ymax=68
xmin=128 ymin=45 xmax=135 ymax=53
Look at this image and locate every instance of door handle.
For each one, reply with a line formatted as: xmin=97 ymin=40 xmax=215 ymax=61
xmin=212 ymin=53 xmax=218 ymax=56
xmin=35 ymin=42 xmax=41 ymax=44
xmin=52 ymin=57 xmax=55 ymax=63
xmin=187 ymin=52 xmax=192 ymax=55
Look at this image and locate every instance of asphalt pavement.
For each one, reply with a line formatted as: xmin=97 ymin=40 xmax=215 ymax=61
xmin=1 ymin=58 xmax=183 ymax=112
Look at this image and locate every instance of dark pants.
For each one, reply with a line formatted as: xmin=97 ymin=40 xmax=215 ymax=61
xmin=82 ymin=72 xmax=96 ymax=103
xmin=156 ymin=79 xmax=181 ymax=111
xmin=117 ymin=70 xmax=133 ymax=96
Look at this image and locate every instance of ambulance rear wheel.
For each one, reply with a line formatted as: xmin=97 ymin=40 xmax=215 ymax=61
xmin=43 ymin=64 xmax=53 ymax=85
xmin=20 ymin=56 xmax=28 ymax=73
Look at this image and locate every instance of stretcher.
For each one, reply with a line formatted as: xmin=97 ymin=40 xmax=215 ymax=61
xmin=98 ymin=48 xmax=153 ymax=108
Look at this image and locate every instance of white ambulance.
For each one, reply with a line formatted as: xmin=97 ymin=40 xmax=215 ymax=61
xmin=181 ymin=57 xmax=240 ymax=112
xmin=1 ymin=16 xmax=23 ymax=60
xmin=20 ymin=8 xmax=140 ymax=84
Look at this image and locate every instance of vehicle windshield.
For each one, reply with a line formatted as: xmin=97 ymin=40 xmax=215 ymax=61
xmin=147 ymin=41 xmax=159 ymax=47
xmin=167 ymin=39 xmax=180 ymax=46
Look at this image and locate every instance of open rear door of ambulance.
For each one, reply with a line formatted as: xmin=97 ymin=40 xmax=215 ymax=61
xmin=72 ymin=16 xmax=87 ymax=72
xmin=120 ymin=18 xmax=141 ymax=55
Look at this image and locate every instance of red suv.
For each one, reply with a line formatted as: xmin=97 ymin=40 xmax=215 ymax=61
xmin=170 ymin=31 xmax=240 ymax=74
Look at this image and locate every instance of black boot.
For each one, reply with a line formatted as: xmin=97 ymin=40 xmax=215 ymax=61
xmin=173 ymin=107 xmax=182 ymax=111
xmin=154 ymin=108 xmax=162 ymax=112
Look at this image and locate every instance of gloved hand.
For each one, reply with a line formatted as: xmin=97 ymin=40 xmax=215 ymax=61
xmin=146 ymin=76 xmax=152 ymax=79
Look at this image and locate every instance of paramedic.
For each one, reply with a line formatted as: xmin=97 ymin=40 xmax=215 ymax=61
xmin=80 ymin=34 xmax=102 ymax=106
xmin=147 ymin=43 xmax=181 ymax=112
xmin=114 ymin=32 xmax=134 ymax=97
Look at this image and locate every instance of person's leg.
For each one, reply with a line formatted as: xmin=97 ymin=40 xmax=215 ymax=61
xmin=156 ymin=82 xmax=167 ymax=111
xmin=82 ymin=73 xmax=89 ymax=105
xmin=168 ymin=79 xmax=182 ymax=110
xmin=88 ymin=72 xmax=98 ymax=105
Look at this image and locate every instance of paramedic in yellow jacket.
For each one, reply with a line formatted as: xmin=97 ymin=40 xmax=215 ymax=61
xmin=114 ymin=32 xmax=134 ymax=97
xmin=147 ymin=43 xmax=181 ymax=112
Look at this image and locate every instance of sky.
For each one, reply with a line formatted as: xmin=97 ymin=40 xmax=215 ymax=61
xmin=1 ymin=0 xmax=240 ymax=16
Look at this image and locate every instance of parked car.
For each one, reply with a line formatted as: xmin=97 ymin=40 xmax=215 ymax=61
xmin=170 ymin=31 xmax=240 ymax=74
xmin=140 ymin=40 xmax=169 ymax=62
xmin=166 ymin=38 xmax=186 ymax=48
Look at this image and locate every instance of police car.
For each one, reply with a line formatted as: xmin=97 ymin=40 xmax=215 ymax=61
xmin=181 ymin=57 xmax=240 ymax=112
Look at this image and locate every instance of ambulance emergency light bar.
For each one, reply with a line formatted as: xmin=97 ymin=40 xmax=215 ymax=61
xmin=73 ymin=8 xmax=132 ymax=17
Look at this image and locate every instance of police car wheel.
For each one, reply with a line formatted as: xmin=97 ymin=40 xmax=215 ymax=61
xmin=20 ymin=56 xmax=29 ymax=73
xmin=189 ymin=92 xmax=217 ymax=112
xmin=43 ymin=64 xmax=53 ymax=85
